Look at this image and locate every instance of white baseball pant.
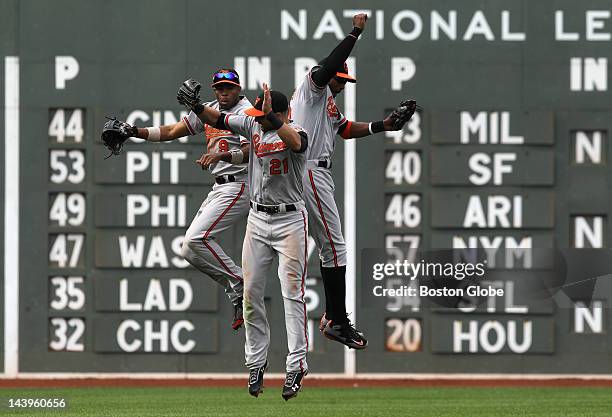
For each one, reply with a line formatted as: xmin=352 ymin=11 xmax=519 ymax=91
xmin=303 ymin=162 xmax=347 ymax=268
xmin=181 ymin=180 xmax=249 ymax=306
xmin=242 ymin=206 xmax=309 ymax=373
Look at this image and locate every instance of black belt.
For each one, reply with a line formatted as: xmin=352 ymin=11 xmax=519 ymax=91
xmin=318 ymin=160 xmax=332 ymax=169
xmin=250 ymin=201 xmax=297 ymax=214
xmin=215 ymin=175 xmax=237 ymax=185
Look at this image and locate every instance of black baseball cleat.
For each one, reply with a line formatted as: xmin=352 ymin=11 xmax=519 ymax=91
xmin=232 ymin=298 xmax=244 ymax=330
xmin=248 ymin=362 xmax=267 ymax=397
xmin=281 ymin=370 xmax=307 ymax=401
xmin=323 ymin=320 xmax=368 ymax=350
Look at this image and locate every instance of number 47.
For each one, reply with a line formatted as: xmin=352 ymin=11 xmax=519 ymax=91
xmin=49 ymin=234 xmax=84 ymax=268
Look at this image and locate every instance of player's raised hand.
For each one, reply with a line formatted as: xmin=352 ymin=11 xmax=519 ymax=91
xmin=353 ymin=13 xmax=368 ymax=30
xmin=177 ymin=79 xmax=202 ymax=110
xmin=262 ymin=83 xmax=272 ymax=114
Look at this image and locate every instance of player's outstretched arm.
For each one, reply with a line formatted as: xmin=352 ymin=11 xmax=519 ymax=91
xmin=311 ymin=13 xmax=367 ymax=88
xmin=132 ymin=122 xmax=190 ymax=142
xmin=337 ymin=100 xmax=418 ymax=139
xmin=101 ymin=117 xmax=190 ymax=144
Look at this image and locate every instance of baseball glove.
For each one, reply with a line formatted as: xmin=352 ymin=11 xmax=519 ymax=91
xmin=101 ymin=117 xmax=136 ymax=158
xmin=389 ymin=99 xmax=419 ymax=130
xmin=177 ymin=78 xmax=202 ymax=110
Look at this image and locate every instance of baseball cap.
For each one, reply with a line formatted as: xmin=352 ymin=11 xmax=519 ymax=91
xmin=318 ymin=59 xmax=356 ymax=83
xmin=244 ymin=90 xmax=289 ymax=117
xmin=211 ymin=69 xmax=241 ymax=87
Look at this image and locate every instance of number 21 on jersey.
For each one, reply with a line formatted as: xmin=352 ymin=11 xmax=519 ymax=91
xmin=269 ymin=158 xmax=288 ymax=175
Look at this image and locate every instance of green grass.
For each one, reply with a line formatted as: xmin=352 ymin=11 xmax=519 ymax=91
xmin=0 ymin=386 xmax=611 ymax=417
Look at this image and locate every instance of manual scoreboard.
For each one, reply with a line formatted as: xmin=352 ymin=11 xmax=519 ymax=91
xmin=2 ymin=1 xmax=612 ymax=375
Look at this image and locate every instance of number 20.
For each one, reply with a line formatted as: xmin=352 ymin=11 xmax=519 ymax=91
xmin=270 ymin=158 xmax=288 ymax=175
xmin=386 ymin=318 xmax=422 ymax=352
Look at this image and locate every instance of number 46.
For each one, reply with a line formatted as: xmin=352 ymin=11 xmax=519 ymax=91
xmin=385 ymin=194 xmax=421 ymax=228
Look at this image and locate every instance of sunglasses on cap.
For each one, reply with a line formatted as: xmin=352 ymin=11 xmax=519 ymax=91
xmin=213 ymin=71 xmax=239 ymax=82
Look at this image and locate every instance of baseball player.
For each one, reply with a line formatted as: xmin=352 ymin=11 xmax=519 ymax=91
xmin=180 ymin=83 xmax=309 ymax=400
xmin=115 ymin=69 xmax=252 ymax=330
xmin=290 ymin=13 xmax=417 ymax=349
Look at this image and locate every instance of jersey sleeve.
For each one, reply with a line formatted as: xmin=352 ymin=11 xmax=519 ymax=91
xmin=182 ymin=110 xmax=206 ymax=136
xmin=223 ymin=113 xmax=255 ymax=140
xmin=295 ymin=66 xmax=327 ymax=104
xmin=234 ymin=99 xmax=253 ymax=145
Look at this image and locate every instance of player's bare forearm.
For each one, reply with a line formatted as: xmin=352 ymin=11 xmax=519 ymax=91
xmin=134 ymin=122 xmax=189 ymax=142
xmin=341 ymin=121 xmax=371 ymax=139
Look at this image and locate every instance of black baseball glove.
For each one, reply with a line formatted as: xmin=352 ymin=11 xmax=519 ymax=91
xmin=388 ymin=99 xmax=418 ymax=130
xmin=177 ymin=78 xmax=202 ymax=110
xmin=101 ymin=117 xmax=136 ymax=158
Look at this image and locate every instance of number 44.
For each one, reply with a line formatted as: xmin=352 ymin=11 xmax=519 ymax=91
xmin=48 ymin=109 xmax=84 ymax=143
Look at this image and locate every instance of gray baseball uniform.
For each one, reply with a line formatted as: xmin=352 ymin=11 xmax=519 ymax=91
xmin=290 ymin=68 xmax=347 ymax=268
xmin=180 ymin=97 xmax=251 ymax=307
xmin=222 ymin=112 xmax=309 ymax=373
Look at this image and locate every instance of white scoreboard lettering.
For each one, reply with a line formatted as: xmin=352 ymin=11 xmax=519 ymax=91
xmin=118 ymin=235 xmax=188 ymax=268
xmin=119 ymin=278 xmax=193 ymax=311
xmin=47 ymin=107 xmax=88 ymax=353
xmin=574 ymin=301 xmax=604 ymax=333
xmin=126 ymin=151 xmax=187 ymax=184
xmin=460 ymin=112 xmax=524 ymax=144
xmin=452 ymin=320 xmax=532 ymax=354
xmin=116 ymin=320 xmax=196 ymax=353
xmin=463 ymin=195 xmax=522 ymax=228
xmin=126 ymin=194 xmax=187 ymax=227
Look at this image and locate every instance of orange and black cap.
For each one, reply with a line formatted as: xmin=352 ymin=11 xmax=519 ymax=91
xmin=211 ymin=69 xmax=241 ymax=88
xmin=244 ymin=90 xmax=289 ymax=117
xmin=335 ymin=61 xmax=356 ymax=82
xmin=319 ymin=59 xmax=356 ymax=83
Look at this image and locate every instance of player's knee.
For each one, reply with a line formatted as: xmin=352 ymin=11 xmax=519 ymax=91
xmin=321 ymin=245 xmax=347 ymax=267
xmin=183 ymin=230 xmax=214 ymax=248
xmin=180 ymin=238 xmax=196 ymax=262
xmin=180 ymin=234 xmax=210 ymax=260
